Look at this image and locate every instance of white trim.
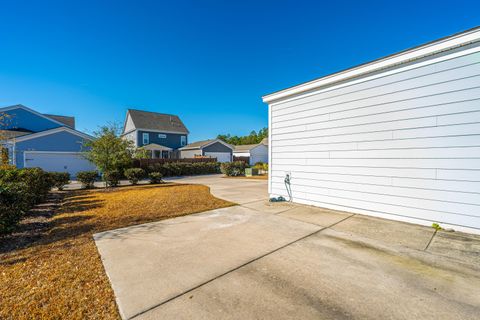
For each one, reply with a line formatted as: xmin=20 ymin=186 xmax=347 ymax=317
xmin=202 ymin=139 xmax=234 ymax=150
xmin=135 ymin=128 xmax=189 ymax=135
xmin=0 ymin=104 xmax=70 ymax=128
xmin=263 ymin=27 xmax=480 ymax=104
xmin=142 ymin=132 xmax=149 ymax=145
xmin=269 ymin=45 xmax=480 ymax=107
xmin=11 ymin=126 xmax=94 ymax=143
xmin=268 ymin=105 xmax=272 ymax=194
xmin=179 ymin=139 xmax=234 ymax=151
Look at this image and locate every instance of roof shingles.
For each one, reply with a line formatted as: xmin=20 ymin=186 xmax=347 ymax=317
xmin=127 ymin=109 xmax=189 ymax=134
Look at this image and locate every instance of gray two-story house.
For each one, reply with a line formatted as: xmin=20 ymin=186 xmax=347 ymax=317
xmin=122 ymin=109 xmax=189 ymax=159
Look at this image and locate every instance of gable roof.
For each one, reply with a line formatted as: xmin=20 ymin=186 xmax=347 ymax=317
xmin=10 ymin=126 xmax=94 ymax=143
xmin=0 ymin=104 xmax=73 ymax=128
xmin=0 ymin=130 xmax=31 ymax=139
xmin=125 ymin=109 xmax=189 ymax=134
xmin=234 ymin=144 xmax=264 ymax=152
xmin=44 ymin=114 xmax=75 ymax=128
xmin=179 ymin=139 xmax=233 ymax=151
xmin=263 ymin=26 xmax=480 ymax=104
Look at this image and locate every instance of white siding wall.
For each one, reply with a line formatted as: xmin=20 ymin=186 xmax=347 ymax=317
xmin=268 ymin=47 xmax=480 ymax=233
xmin=250 ymin=144 xmax=269 ymax=165
xmin=181 ymin=149 xmax=202 ymax=158
xmin=124 ymin=114 xmax=136 ymax=133
xmin=123 ymin=130 xmax=137 ymax=146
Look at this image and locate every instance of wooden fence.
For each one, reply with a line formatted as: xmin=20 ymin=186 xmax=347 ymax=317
xmin=133 ymin=157 xmax=217 ymax=169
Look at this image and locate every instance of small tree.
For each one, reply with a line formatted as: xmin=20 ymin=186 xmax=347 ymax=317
xmin=133 ymin=148 xmax=150 ymax=159
xmin=0 ymin=112 xmax=11 ymax=166
xmin=83 ymin=124 xmax=133 ymax=186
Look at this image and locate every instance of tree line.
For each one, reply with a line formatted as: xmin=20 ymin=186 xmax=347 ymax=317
xmin=217 ymin=127 xmax=268 ymax=145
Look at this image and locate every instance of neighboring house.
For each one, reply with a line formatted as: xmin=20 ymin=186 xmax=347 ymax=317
xmin=0 ymin=104 xmax=95 ymax=177
xmin=263 ymin=27 xmax=480 ymax=234
xmin=122 ymin=109 xmax=189 ymax=159
xmin=179 ymin=139 xmax=233 ymax=162
xmin=233 ymin=141 xmax=268 ymax=165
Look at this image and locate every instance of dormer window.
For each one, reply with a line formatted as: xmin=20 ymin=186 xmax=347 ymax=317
xmin=142 ymin=133 xmax=149 ymax=145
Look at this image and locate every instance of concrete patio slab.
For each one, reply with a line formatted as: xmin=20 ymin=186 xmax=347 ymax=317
xmin=279 ymin=205 xmax=353 ymax=227
xmin=94 ymin=205 xmax=321 ymax=319
xmin=241 ymin=199 xmax=298 ymax=214
xmin=136 ymin=228 xmax=480 ymax=320
xmin=164 ymin=175 xmax=268 ymax=204
xmin=331 ymin=214 xmax=436 ymax=251
xmin=427 ymin=230 xmax=480 ymax=266
xmin=94 ymin=175 xmax=480 ymax=320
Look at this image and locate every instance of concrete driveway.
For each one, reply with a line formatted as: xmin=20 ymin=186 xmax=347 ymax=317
xmin=94 ymin=174 xmax=480 ymax=320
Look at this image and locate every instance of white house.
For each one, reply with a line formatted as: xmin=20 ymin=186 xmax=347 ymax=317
xmin=233 ymin=141 xmax=268 ymax=165
xmin=263 ymin=27 xmax=480 ymax=234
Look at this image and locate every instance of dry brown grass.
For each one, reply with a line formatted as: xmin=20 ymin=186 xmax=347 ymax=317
xmin=0 ymin=183 xmax=233 ymax=320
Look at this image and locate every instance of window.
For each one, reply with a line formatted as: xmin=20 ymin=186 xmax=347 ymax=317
xmin=142 ymin=133 xmax=149 ymax=145
xmin=158 ymin=133 xmax=167 ymax=139
xmin=181 ymin=136 xmax=187 ymax=146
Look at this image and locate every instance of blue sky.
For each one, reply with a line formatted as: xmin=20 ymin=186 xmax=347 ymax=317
xmin=0 ymin=0 xmax=479 ymax=141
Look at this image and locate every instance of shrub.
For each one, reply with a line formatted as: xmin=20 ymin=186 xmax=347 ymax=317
xmin=0 ymin=184 xmax=24 ymax=234
xmin=220 ymin=161 xmax=248 ymax=176
xmin=0 ymin=167 xmax=54 ymax=205
xmin=76 ymin=171 xmax=99 ymax=189
xmin=163 ymin=162 xmax=182 ymax=176
xmin=103 ymin=170 xmax=122 ymax=187
xmin=144 ymin=162 xmax=221 ymax=177
xmin=0 ymin=167 xmax=55 ymax=234
xmin=50 ymin=172 xmax=70 ymax=190
xmin=254 ymin=162 xmax=268 ymax=172
xmin=149 ymin=172 xmax=163 ymax=184
xmin=124 ymin=168 xmax=145 ymax=185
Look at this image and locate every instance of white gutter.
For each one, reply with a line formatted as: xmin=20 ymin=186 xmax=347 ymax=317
xmin=262 ymin=26 xmax=480 ymax=104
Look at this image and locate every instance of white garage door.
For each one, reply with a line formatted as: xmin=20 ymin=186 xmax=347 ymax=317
xmin=24 ymin=152 xmax=96 ymax=178
xmin=204 ymin=152 xmax=231 ymax=163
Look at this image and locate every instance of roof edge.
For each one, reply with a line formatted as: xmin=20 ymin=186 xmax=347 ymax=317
xmin=262 ymin=26 xmax=480 ymax=104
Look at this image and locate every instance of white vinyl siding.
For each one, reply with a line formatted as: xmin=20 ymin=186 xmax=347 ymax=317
xmin=268 ymin=47 xmax=480 ymax=233
xmin=180 ymin=149 xmax=202 ymax=158
xmin=250 ymin=144 xmax=268 ymax=165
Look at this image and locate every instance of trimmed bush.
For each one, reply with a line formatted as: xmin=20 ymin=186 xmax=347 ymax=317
xmin=220 ymin=161 xmax=248 ymax=176
xmin=76 ymin=171 xmax=99 ymax=189
xmin=0 ymin=184 xmax=24 ymax=234
xmin=0 ymin=167 xmax=55 ymax=234
xmin=103 ymin=170 xmax=122 ymax=187
xmin=0 ymin=167 xmax=54 ymax=205
xmin=145 ymin=162 xmax=221 ymax=177
xmin=149 ymin=172 xmax=163 ymax=184
xmin=50 ymin=172 xmax=70 ymax=190
xmin=124 ymin=168 xmax=145 ymax=185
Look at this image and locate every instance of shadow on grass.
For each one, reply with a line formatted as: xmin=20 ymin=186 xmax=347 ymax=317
xmin=0 ymin=190 xmax=104 ymax=256
xmin=0 ymin=183 xmax=218 ymax=259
